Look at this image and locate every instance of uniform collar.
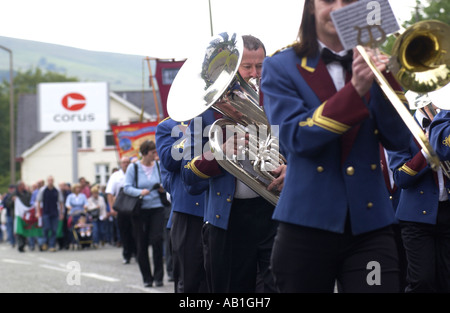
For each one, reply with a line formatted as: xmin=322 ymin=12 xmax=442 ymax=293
xmin=414 ymin=109 xmax=430 ymax=131
xmin=317 ymin=40 xmax=348 ymax=57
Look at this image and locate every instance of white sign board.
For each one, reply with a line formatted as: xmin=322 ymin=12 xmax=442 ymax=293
xmin=331 ymin=0 xmax=399 ymax=50
xmin=38 ymin=82 xmax=109 ymax=132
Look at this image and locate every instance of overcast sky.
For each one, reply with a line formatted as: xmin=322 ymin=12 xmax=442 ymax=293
xmin=0 ymin=0 xmax=418 ymax=58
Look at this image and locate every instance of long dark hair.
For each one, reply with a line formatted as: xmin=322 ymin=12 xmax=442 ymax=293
xmin=293 ymin=0 xmax=318 ymax=58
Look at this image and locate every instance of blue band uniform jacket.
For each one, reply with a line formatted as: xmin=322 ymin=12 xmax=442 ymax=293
xmin=429 ymin=110 xmax=450 ymax=163
xmin=389 ymin=111 xmax=450 ymax=225
xmin=155 ymin=117 xmax=206 ymax=228
xmin=180 ymin=109 xmax=239 ymax=230
xmin=260 ymin=47 xmax=411 ymax=235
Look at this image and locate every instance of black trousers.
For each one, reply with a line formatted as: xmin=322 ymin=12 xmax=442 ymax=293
xmin=393 ymin=223 xmax=408 ymax=292
xmin=171 ymin=212 xmax=207 ymax=293
xmin=202 ymin=197 xmax=278 ymax=293
xmin=117 ymin=212 xmax=136 ymax=261
xmin=131 ymin=207 xmax=165 ymax=284
xmin=400 ymin=201 xmax=450 ymax=293
xmin=271 ymin=221 xmax=400 ymax=293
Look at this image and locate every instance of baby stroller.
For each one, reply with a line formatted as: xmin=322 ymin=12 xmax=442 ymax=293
xmin=72 ymin=213 xmax=93 ymax=249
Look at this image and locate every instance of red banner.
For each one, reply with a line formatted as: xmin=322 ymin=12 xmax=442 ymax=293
xmin=154 ymin=59 xmax=185 ymax=118
xmin=111 ymin=121 xmax=159 ymax=159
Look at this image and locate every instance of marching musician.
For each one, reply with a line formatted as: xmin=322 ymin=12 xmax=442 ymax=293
xmin=155 ymin=117 xmax=208 ymax=293
xmin=388 ymin=95 xmax=450 ymax=293
xmin=397 ymin=97 xmax=450 ymax=292
xmin=260 ymin=0 xmax=411 ymax=292
xmin=181 ymin=35 xmax=282 ymax=293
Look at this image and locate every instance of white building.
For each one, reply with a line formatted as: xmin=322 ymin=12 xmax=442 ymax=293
xmin=16 ymin=90 xmax=162 ymax=186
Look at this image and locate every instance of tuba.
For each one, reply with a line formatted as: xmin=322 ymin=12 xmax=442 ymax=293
xmin=356 ymin=20 xmax=450 ymax=172
xmin=167 ymin=32 xmax=285 ymax=205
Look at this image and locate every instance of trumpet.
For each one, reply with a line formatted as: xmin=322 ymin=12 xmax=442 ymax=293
xmin=356 ymin=20 xmax=450 ymax=172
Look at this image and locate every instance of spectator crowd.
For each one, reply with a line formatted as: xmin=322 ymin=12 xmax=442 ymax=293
xmin=0 ymin=176 xmax=118 ymax=251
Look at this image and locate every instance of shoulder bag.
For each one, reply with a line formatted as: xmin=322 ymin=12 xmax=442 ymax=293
xmin=113 ymin=163 xmax=142 ymax=215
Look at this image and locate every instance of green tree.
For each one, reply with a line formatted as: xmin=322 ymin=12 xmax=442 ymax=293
xmin=422 ymin=0 xmax=450 ymax=24
xmin=383 ymin=0 xmax=449 ymax=54
xmin=0 ymin=68 xmax=78 ymax=192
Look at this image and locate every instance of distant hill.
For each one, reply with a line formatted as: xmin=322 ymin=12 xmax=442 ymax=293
xmin=0 ymin=36 xmax=150 ymax=91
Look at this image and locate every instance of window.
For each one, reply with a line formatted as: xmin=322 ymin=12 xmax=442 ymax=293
xmin=76 ymin=131 xmax=91 ymax=149
xmin=105 ymin=129 xmax=115 ymax=147
xmin=162 ymin=68 xmax=181 ymax=85
xmin=106 ymin=120 xmax=118 ymax=148
xmin=95 ymin=164 xmax=110 ymax=185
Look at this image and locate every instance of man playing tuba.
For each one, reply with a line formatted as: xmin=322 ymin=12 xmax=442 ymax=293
xmin=180 ymin=34 xmax=284 ymax=293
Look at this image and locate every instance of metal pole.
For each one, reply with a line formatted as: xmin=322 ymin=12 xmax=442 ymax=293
xmin=208 ymin=0 xmax=214 ymax=36
xmin=145 ymin=57 xmax=161 ymax=122
xmin=72 ymin=131 xmax=78 ymax=184
xmin=0 ymin=45 xmax=15 ymax=184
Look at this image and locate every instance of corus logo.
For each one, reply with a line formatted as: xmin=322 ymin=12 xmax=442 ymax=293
xmin=62 ymin=93 xmax=86 ymax=111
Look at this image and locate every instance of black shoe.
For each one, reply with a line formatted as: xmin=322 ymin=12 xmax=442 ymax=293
xmin=123 ymin=258 xmax=130 ymax=264
xmin=155 ymin=280 xmax=163 ymax=287
xmin=144 ymin=281 xmax=153 ymax=288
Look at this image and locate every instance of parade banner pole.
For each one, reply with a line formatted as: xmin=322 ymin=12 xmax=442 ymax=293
xmin=145 ymin=57 xmax=161 ymax=123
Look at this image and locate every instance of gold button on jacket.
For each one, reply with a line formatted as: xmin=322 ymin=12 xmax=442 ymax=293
xmin=346 ymin=166 xmax=355 ymax=176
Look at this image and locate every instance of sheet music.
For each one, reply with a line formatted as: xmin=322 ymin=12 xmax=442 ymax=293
xmin=331 ymin=0 xmax=400 ymax=50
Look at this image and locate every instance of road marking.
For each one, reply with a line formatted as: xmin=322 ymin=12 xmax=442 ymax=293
xmin=37 ymin=256 xmax=66 ymax=267
xmin=40 ymin=264 xmax=68 ymax=272
xmin=40 ymin=264 xmax=120 ymax=282
xmin=2 ymin=258 xmax=33 ymax=265
xmin=82 ymin=272 xmax=120 ymax=282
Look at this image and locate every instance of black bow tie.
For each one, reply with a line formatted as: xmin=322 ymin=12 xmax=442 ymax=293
xmin=321 ymin=48 xmax=353 ymax=72
xmin=422 ymin=117 xmax=431 ymax=128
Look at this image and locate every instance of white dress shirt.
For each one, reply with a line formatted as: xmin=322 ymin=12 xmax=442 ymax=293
xmin=318 ymin=40 xmax=348 ymax=92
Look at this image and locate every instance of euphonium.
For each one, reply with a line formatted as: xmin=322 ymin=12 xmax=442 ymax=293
xmin=167 ymin=32 xmax=286 ymax=205
xmin=356 ymin=20 xmax=450 ymax=171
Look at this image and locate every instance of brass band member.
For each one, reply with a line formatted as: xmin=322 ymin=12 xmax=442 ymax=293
xmin=260 ymin=0 xmax=411 ymax=292
xmin=393 ymin=96 xmax=450 ymax=292
xmin=181 ymin=35 xmax=282 ymax=293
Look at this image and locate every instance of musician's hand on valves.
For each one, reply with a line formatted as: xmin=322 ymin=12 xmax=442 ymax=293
xmin=222 ymin=133 xmax=249 ymax=160
xmin=351 ymin=48 xmax=388 ymax=97
xmin=267 ymin=164 xmax=287 ymax=192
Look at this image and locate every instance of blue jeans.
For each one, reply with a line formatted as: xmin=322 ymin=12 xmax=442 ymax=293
xmin=6 ymin=215 xmax=15 ymax=246
xmin=42 ymin=215 xmax=59 ymax=248
xmin=91 ymin=219 xmax=103 ymax=245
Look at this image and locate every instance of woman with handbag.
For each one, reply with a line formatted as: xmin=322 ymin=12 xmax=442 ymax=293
xmin=123 ymin=140 xmax=166 ymax=287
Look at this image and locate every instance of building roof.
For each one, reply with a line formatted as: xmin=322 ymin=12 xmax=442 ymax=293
xmin=16 ymin=89 xmax=163 ymax=158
